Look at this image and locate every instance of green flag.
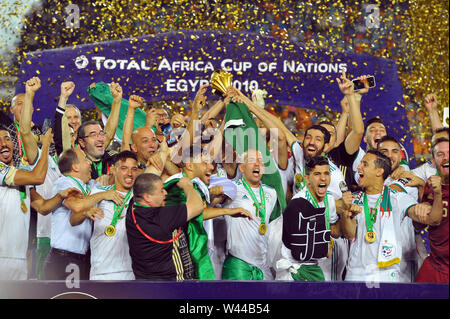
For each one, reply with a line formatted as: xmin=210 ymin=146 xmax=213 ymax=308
xmin=163 ymin=175 xmax=215 ymax=280
xmin=88 ymin=82 xmax=147 ymax=141
xmin=223 ymin=101 xmax=286 ymax=221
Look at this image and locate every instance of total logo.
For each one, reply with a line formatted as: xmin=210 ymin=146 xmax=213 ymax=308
xmin=74 ymin=55 xmax=150 ymax=71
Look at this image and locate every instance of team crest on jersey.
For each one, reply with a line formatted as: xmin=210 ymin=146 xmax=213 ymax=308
xmin=381 ymin=242 xmax=395 ymax=259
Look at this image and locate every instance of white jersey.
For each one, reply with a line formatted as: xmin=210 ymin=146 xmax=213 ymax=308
xmin=35 ymin=155 xmax=61 ymax=238
xmin=89 ymin=185 xmax=134 ymax=280
xmin=224 ymin=179 xmax=278 ymax=279
xmin=291 ymin=141 xmax=344 ymax=200
xmin=384 ymin=177 xmax=419 ymax=282
xmin=346 ymin=188 xmax=417 ymax=283
xmin=412 ymin=160 xmax=436 ymax=183
xmin=0 ymin=152 xmax=41 ymax=280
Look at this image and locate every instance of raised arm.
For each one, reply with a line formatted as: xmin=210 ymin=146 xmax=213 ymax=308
xmin=103 ymin=82 xmax=123 ymax=148
xmin=336 ymin=71 xmax=365 ymax=155
xmin=179 ymin=84 xmax=209 ymax=148
xmin=121 ymin=94 xmax=143 ymax=151
xmin=54 ymin=81 xmax=76 ymax=155
xmin=424 ymin=93 xmax=443 ymax=133
xmin=225 ymin=87 xmax=289 ymax=169
xmin=200 ymin=99 xmax=225 ymax=122
xmin=20 ymin=77 xmax=40 ymax=164
xmin=12 ymin=128 xmax=52 ymax=186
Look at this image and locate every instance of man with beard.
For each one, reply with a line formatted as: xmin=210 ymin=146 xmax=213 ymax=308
xmin=0 ymin=126 xmax=54 ymax=279
xmin=89 ymin=151 xmax=139 ymax=280
xmin=407 ymin=127 xmax=449 ymax=191
xmin=377 ymin=135 xmax=420 ymax=282
xmin=275 ymin=156 xmax=350 ymax=281
xmin=290 ymin=124 xmax=345 ymax=200
xmin=414 ymin=137 xmax=449 ymax=283
xmin=341 ymin=150 xmax=431 ymax=283
xmin=77 ymin=82 xmax=123 ymax=181
xmin=320 ymin=71 xmax=366 ymax=192
xmin=221 ymin=149 xmax=279 ymax=280
xmin=164 ymin=147 xmax=251 ymax=280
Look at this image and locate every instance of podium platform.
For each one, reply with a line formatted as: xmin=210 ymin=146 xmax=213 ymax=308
xmin=0 ymin=280 xmax=447 ymax=299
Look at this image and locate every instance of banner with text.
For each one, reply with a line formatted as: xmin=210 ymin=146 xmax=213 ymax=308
xmin=16 ymin=30 xmax=410 ymax=156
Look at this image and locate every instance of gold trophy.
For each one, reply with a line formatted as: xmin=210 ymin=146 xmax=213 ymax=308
xmin=210 ymin=70 xmax=233 ymax=96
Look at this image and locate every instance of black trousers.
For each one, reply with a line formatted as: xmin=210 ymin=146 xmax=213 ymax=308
xmin=43 ymin=248 xmax=89 ymax=281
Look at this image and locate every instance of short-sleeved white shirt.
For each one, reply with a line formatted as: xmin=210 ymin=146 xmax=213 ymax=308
xmin=50 ymin=175 xmax=93 ymax=255
xmin=35 ymin=155 xmax=62 ymax=238
xmin=224 ymin=180 xmax=278 ymax=279
xmin=0 ymin=151 xmax=41 ymax=260
xmin=412 ymin=161 xmax=436 ymax=183
xmin=346 ymin=189 xmax=417 ymax=282
xmin=89 ymin=185 xmax=134 ymax=279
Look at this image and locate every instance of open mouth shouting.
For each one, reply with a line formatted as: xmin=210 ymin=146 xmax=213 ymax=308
xmin=252 ymin=166 xmax=262 ymax=179
xmin=0 ymin=146 xmax=12 ymax=163
xmin=305 ymin=145 xmax=318 ymax=157
xmin=317 ymin=183 xmax=328 ymax=196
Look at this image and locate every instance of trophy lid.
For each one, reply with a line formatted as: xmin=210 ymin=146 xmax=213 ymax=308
xmin=210 ymin=69 xmax=233 ymax=96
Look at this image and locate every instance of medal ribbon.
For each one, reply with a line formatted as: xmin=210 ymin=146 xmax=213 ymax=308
xmin=110 ymin=185 xmax=132 ymax=228
xmin=64 ymin=174 xmax=90 ymax=196
xmin=14 ymin=122 xmax=25 ymax=158
xmin=241 ymin=177 xmax=266 ymax=224
xmin=131 ymin=202 xmax=181 ymax=244
xmin=363 ymin=187 xmax=386 ymax=233
xmin=306 ymin=185 xmax=330 ymax=230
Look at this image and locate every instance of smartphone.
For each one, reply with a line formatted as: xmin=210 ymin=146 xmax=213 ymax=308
xmin=352 ymin=76 xmax=375 ymax=91
xmin=42 ymin=118 xmax=52 ymax=134
xmin=160 ymin=123 xmax=178 ymax=147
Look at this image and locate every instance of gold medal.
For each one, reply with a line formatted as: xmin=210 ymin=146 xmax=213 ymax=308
xmin=259 ymin=223 xmax=267 ymax=235
xmin=21 ymin=201 xmax=27 ymax=213
xmin=365 ymin=231 xmax=376 ymax=243
xmin=329 ymin=238 xmax=335 ymax=248
xmin=295 ymin=173 xmax=303 ymax=186
xmin=21 ymin=156 xmax=28 ymax=166
xmin=105 ymin=225 xmax=116 ymax=237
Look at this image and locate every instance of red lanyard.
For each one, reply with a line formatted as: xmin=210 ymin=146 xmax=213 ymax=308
xmin=131 ymin=203 xmax=181 ymax=244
